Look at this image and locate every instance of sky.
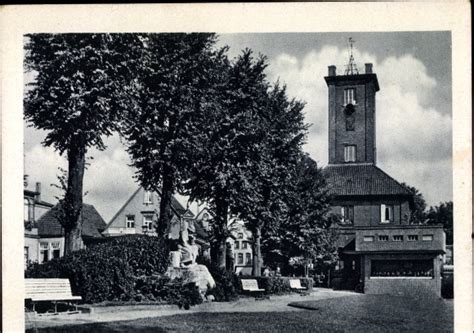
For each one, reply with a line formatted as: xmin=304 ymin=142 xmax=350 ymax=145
xmin=24 ymin=32 xmax=452 ymax=222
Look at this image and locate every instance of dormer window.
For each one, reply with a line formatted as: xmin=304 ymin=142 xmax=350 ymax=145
xmin=344 ymin=88 xmax=356 ymax=105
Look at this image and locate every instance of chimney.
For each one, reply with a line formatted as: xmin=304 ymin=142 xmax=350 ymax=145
xmin=35 ymin=182 xmax=41 ymax=201
xmin=365 ymin=63 xmax=373 ymax=74
xmin=328 ymin=65 xmax=336 ymax=77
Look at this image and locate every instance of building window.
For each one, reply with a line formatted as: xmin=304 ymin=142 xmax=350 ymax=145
xmin=408 ymin=235 xmax=418 ymax=241
xmin=238 ymin=233 xmax=243 ymax=239
xmin=393 ymin=235 xmax=403 ymax=242
xmin=235 ymin=241 xmax=240 ymax=250
xmin=363 ymin=236 xmax=374 ymax=242
xmin=40 ymin=242 xmax=49 ymax=263
xmin=144 ymin=191 xmax=153 ymax=204
xmin=238 ymin=253 xmax=244 ymax=265
xmin=142 ymin=215 xmax=153 ymax=233
xmin=380 ymin=204 xmax=393 ymax=223
xmin=344 ymin=88 xmax=356 ymax=105
xmin=24 ymin=247 xmax=29 ymax=268
xmin=242 ymin=241 xmax=248 ymax=249
xmin=245 ymin=253 xmax=252 ymax=265
xmin=378 ymin=235 xmax=389 ymax=241
xmin=126 ymin=215 xmax=135 ymax=229
xmin=344 ymin=145 xmax=356 ymax=162
xmin=422 ymin=235 xmax=433 ymax=241
xmin=341 ymin=205 xmax=354 ymax=224
xmin=51 ymin=242 xmax=61 ymax=259
xmin=371 ymin=259 xmax=433 ymax=278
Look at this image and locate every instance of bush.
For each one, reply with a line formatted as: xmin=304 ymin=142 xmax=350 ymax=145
xmin=26 ymin=235 xmax=170 ymax=304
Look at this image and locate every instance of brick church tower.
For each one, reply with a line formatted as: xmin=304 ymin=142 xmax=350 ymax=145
xmin=325 ymin=63 xmax=379 ymax=165
xmin=323 ymin=42 xmax=445 ymax=297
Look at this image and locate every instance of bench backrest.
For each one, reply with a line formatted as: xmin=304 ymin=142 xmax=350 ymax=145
xmin=25 ymin=278 xmax=78 ymax=301
xmin=241 ymin=279 xmax=260 ymax=290
xmin=289 ymin=279 xmax=302 ymax=289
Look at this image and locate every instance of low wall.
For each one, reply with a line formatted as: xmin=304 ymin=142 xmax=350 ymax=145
xmin=364 ymin=277 xmax=441 ymax=298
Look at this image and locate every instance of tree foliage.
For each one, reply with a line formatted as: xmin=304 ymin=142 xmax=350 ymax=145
xmin=182 ymin=49 xmax=271 ymax=269
xmin=24 ymin=34 xmax=144 ymax=254
xmin=426 ymin=201 xmax=453 ymax=245
xmin=261 ymin=155 xmax=338 ymax=275
xmin=121 ymin=33 xmax=225 ymax=236
xmin=401 ymin=182 xmax=427 ymax=224
xmin=231 ymin=82 xmax=308 ymax=275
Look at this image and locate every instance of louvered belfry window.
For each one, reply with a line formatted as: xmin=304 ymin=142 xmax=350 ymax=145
xmin=344 ymin=145 xmax=356 ymax=162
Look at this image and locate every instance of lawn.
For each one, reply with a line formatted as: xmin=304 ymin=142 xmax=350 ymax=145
xmin=27 ymin=295 xmax=453 ymax=332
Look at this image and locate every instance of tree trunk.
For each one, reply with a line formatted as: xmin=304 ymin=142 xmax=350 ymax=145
xmin=252 ymin=226 xmax=262 ymax=276
xmin=157 ymin=165 xmax=174 ymax=238
xmin=63 ymin=143 xmax=86 ymax=256
xmin=212 ymin=196 xmax=229 ymax=270
xmin=64 ymin=218 xmax=83 ymax=254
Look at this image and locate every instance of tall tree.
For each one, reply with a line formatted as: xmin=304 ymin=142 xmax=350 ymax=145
xmin=24 ymin=34 xmax=143 ymax=254
xmin=233 ymin=83 xmax=308 ymax=276
xmin=183 ymin=50 xmax=270 ymax=269
xmin=261 ymin=154 xmax=338 ymax=275
xmin=426 ymin=201 xmax=453 ymax=245
xmin=122 ymin=33 xmax=226 ymax=237
xmin=401 ymin=183 xmax=427 ymax=224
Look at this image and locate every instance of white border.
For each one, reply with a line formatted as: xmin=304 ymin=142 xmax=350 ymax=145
xmin=1 ymin=3 xmax=471 ymax=332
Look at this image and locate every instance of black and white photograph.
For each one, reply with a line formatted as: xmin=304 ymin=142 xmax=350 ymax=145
xmin=1 ymin=3 xmax=471 ymax=332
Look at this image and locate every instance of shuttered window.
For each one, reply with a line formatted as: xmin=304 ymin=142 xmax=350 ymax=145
xmin=344 ymin=145 xmax=356 ymax=162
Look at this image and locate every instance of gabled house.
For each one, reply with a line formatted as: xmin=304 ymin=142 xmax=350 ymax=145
xmin=104 ymin=187 xmax=186 ymax=237
xmin=323 ymin=61 xmax=445 ymax=297
xmin=25 ymin=202 xmax=107 ymax=266
xmin=103 ymin=187 xmax=208 ymax=251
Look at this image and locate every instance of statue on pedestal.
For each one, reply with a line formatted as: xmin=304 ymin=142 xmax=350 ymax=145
xmin=166 ymin=217 xmax=216 ymax=296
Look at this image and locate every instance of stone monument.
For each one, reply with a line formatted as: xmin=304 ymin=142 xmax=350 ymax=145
xmin=166 ymin=219 xmax=216 ymax=298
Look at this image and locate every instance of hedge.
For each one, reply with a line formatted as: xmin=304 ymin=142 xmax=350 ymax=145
xmin=25 ymin=235 xmax=202 ymax=307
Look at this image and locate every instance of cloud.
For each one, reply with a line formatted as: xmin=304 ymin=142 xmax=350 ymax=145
xmin=24 ymin=143 xmax=67 ymax=202
xmin=267 ymin=46 xmax=452 ymax=206
xmin=84 ymin=136 xmax=138 ymax=221
xmin=25 ymin=133 xmax=139 ymax=222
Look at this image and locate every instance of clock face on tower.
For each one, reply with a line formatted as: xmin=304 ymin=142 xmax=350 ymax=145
xmin=344 ymin=103 xmax=356 ymax=116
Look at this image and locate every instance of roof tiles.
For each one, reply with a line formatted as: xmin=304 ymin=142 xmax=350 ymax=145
xmin=324 ymin=164 xmax=411 ymax=197
xmin=37 ymin=203 xmax=106 ymax=238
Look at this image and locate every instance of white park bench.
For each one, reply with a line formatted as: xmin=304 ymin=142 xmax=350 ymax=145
xmin=290 ymin=279 xmax=309 ymax=295
xmin=241 ymin=279 xmax=267 ymax=300
xmin=25 ymin=278 xmax=82 ymax=314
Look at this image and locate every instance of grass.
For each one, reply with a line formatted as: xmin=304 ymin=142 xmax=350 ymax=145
xmin=27 ymin=295 xmax=453 ymax=332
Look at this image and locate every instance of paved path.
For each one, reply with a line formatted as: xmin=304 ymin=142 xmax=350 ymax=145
xmin=26 ymin=288 xmax=358 ymax=330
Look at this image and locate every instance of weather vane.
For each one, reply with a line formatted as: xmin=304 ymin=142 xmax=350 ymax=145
xmin=344 ymin=37 xmax=359 ymax=75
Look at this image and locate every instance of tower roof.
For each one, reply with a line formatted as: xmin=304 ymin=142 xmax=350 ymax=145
xmin=323 ymin=164 xmax=412 ymax=197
